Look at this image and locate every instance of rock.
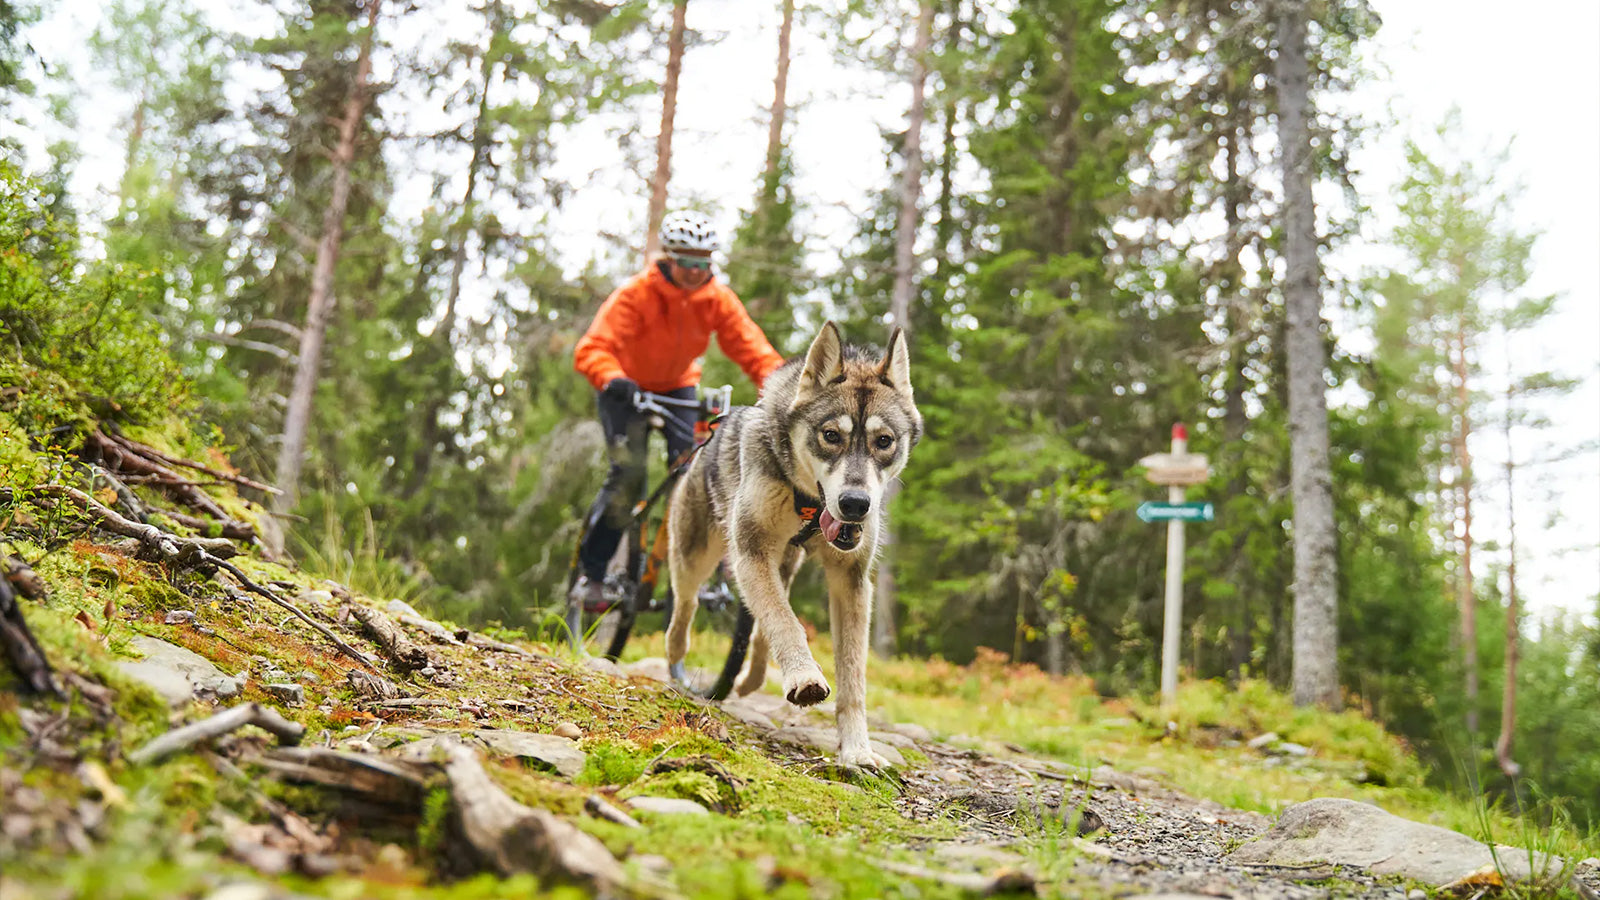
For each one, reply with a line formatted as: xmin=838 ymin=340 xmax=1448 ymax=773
xmin=1227 ymin=797 xmax=1565 ymax=886
xmin=1245 ymin=732 xmax=1280 ymax=750
xmin=1276 ymin=741 xmax=1311 ymax=757
xmin=717 ymin=697 xmax=776 ymax=730
xmin=621 ymin=657 xmax=671 ymax=682
xmin=887 ymin=722 xmax=933 ymax=742
xmin=931 ymin=843 xmax=1028 ymax=868
xmin=164 ymin=610 xmax=195 ymax=625
xmin=553 ymin=722 xmax=583 ymax=740
xmin=116 ymin=635 xmax=242 ymax=706
xmin=625 ymin=796 xmax=709 ymax=816
xmin=263 ymin=683 xmax=305 ymax=705
xmin=302 ymin=590 xmax=334 ymax=607
xmin=868 ymin=730 xmax=916 ymax=750
xmin=396 ymin=729 xmax=586 ymax=779
xmin=583 ymin=657 xmax=623 ymax=677
xmin=773 ymin=725 xmax=906 ymax=767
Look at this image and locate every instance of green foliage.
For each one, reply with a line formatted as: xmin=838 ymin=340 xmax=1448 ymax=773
xmin=0 ymin=161 xmax=190 ymax=442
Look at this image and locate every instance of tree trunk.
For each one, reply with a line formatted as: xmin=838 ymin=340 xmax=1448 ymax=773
xmin=1454 ymin=324 xmax=1478 ymax=738
xmin=272 ymin=0 xmax=381 ymax=519
xmin=1494 ymin=380 xmax=1520 ymax=779
xmin=644 ymin=0 xmax=688 ymax=260
xmin=762 ymin=0 xmax=794 ymax=181
xmin=1273 ymin=0 xmax=1340 ymax=709
xmin=873 ymin=0 xmax=935 ymax=658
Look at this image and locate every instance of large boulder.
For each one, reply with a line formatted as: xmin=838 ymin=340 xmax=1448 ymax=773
xmin=1227 ymin=797 xmax=1563 ymax=886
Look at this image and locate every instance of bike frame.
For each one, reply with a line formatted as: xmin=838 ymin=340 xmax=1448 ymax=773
xmin=565 ymin=386 xmax=753 ymax=686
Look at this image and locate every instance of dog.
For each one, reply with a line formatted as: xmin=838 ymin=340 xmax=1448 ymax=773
xmin=664 ymin=321 xmax=921 ymax=769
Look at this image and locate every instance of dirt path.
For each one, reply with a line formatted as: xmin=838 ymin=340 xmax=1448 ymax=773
xmin=617 ymin=660 xmax=1416 ymax=899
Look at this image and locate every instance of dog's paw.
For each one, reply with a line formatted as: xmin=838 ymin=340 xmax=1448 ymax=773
xmin=838 ymin=744 xmax=893 ymax=771
xmin=783 ymin=671 xmax=831 ymax=706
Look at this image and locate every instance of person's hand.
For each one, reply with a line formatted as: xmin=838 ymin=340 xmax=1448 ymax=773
xmin=603 ymin=377 xmax=639 ymax=404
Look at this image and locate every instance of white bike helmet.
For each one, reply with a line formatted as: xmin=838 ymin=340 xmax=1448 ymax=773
xmin=658 ymin=210 xmax=720 ymax=254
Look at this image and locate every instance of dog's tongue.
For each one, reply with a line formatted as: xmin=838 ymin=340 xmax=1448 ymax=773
xmin=819 ymin=509 xmax=843 ymax=543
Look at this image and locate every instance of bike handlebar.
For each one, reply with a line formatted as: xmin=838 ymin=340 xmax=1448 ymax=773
xmin=631 ymin=385 xmax=733 ymax=445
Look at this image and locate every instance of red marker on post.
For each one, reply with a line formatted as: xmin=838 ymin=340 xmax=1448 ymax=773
xmin=1138 ymin=423 xmax=1212 ymax=705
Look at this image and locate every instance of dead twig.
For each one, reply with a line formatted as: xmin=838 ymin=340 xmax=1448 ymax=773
xmin=129 ymin=702 xmax=305 ymax=765
xmin=20 ymin=484 xmax=238 ymax=561
xmin=212 ymin=558 xmax=378 ymax=671
xmin=350 ymin=604 xmax=432 ymax=671
xmin=386 ymin=599 xmax=461 ymax=645
xmin=456 ymin=630 xmax=537 ymax=657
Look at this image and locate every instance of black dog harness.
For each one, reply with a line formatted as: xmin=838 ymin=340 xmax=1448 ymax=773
xmin=790 ymin=484 xmax=863 ymax=551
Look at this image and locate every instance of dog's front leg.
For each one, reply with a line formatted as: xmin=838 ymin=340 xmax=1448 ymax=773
xmin=826 ymin=557 xmax=889 ymax=769
xmin=732 ymin=549 xmax=829 ymax=706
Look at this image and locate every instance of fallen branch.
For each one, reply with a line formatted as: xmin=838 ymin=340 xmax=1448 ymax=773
xmin=129 ymin=702 xmax=305 ymax=765
xmin=456 ymin=630 xmax=536 ymax=657
xmin=0 ymin=556 xmax=62 ymax=697
xmin=212 ymin=557 xmax=378 ymax=671
xmin=440 ymin=742 xmax=624 ymax=890
xmin=91 ymin=466 xmax=148 ymax=523
xmin=387 ymin=599 xmax=461 ymax=645
xmin=583 ymin=795 xmax=641 ymax=829
xmin=351 ymin=604 xmax=432 ymax=671
xmin=19 ymin=484 xmax=237 ymax=562
xmin=148 ymin=505 xmax=257 ymax=541
xmin=348 ymin=668 xmax=403 ymax=700
xmin=251 ymin=747 xmax=433 ymax=808
xmin=95 ymin=429 xmax=281 ymax=495
xmin=84 ymin=430 xmax=237 ymax=519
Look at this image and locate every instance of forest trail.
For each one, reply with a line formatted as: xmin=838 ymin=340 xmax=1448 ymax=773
xmin=9 ymin=551 xmax=1595 ymax=899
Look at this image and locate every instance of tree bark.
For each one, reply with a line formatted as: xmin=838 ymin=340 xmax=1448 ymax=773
xmin=1274 ymin=0 xmax=1340 ymax=709
xmin=1453 ymin=324 xmax=1478 ymax=738
xmin=762 ymin=0 xmax=794 ymax=181
xmin=644 ymin=0 xmax=689 ymax=260
xmin=874 ymin=0 xmax=935 ymax=658
xmin=273 ymin=0 xmax=381 ymax=518
xmin=1494 ymin=379 xmax=1520 ymax=779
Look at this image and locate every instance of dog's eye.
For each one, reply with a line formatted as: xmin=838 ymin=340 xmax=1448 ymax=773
xmin=822 ymin=429 xmax=843 ymax=445
xmin=875 ymin=434 xmax=894 ymax=450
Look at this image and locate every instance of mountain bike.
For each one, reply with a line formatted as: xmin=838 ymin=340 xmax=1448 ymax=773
xmin=562 ymin=386 xmax=755 ymax=700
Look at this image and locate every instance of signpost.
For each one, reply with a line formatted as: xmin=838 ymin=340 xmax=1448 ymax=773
xmin=1139 ymin=424 xmax=1212 ymax=705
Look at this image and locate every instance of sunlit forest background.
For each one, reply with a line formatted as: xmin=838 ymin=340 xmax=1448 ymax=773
xmin=2 ymin=0 xmax=1596 ymax=827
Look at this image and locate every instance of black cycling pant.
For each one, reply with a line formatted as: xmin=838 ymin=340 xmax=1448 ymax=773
xmin=577 ymin=384 xmax=698 ymax=583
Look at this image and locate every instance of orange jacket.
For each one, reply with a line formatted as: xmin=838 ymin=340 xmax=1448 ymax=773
xmin=574 ymin=263 xmax=785 ymax=393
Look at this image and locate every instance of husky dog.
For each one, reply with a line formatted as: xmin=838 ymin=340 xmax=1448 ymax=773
xmin=664 ymin=321 xmax=921 ymax=769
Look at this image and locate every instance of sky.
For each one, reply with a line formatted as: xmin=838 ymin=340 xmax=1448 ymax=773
xmin=18 ymin=0 xmax=1600 ymax=622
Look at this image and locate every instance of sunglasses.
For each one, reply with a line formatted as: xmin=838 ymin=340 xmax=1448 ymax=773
xmin=672 ymin=255 xmax=714 ymax=271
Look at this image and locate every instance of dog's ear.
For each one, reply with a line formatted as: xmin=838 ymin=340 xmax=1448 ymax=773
xmin=877 ymin=327 xmax=913 ymax=400
xmin=796 ymin=321 xmax=844 ymax=398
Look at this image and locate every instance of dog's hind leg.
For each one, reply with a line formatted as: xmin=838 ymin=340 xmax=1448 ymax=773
xmin=665 ymin=530 xmax=723 ymax=685
xmin=826 ymin=556 xmax=889 ymax=769
xmin=735 ymin=622 xmax=767 ymax=696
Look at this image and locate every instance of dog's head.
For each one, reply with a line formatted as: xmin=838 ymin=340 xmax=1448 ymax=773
xmin=785 ymin=321 xmax=922 ymax=545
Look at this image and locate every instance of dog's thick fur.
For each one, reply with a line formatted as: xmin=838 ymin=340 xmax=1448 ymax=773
xmin=665 ymin=321 xmax=921 ymax=768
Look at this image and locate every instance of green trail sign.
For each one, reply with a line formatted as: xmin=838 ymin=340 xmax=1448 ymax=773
xmin=1137 ymin=501 xmax=1214 ymax=523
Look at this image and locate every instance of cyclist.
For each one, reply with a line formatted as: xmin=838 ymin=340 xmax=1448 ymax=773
xmin=569 ymin=210 xmax=785 ymax=610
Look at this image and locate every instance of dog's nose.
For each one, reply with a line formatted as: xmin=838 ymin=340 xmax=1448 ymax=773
xmin=837 ymin=490 xmax=871 ymax=521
